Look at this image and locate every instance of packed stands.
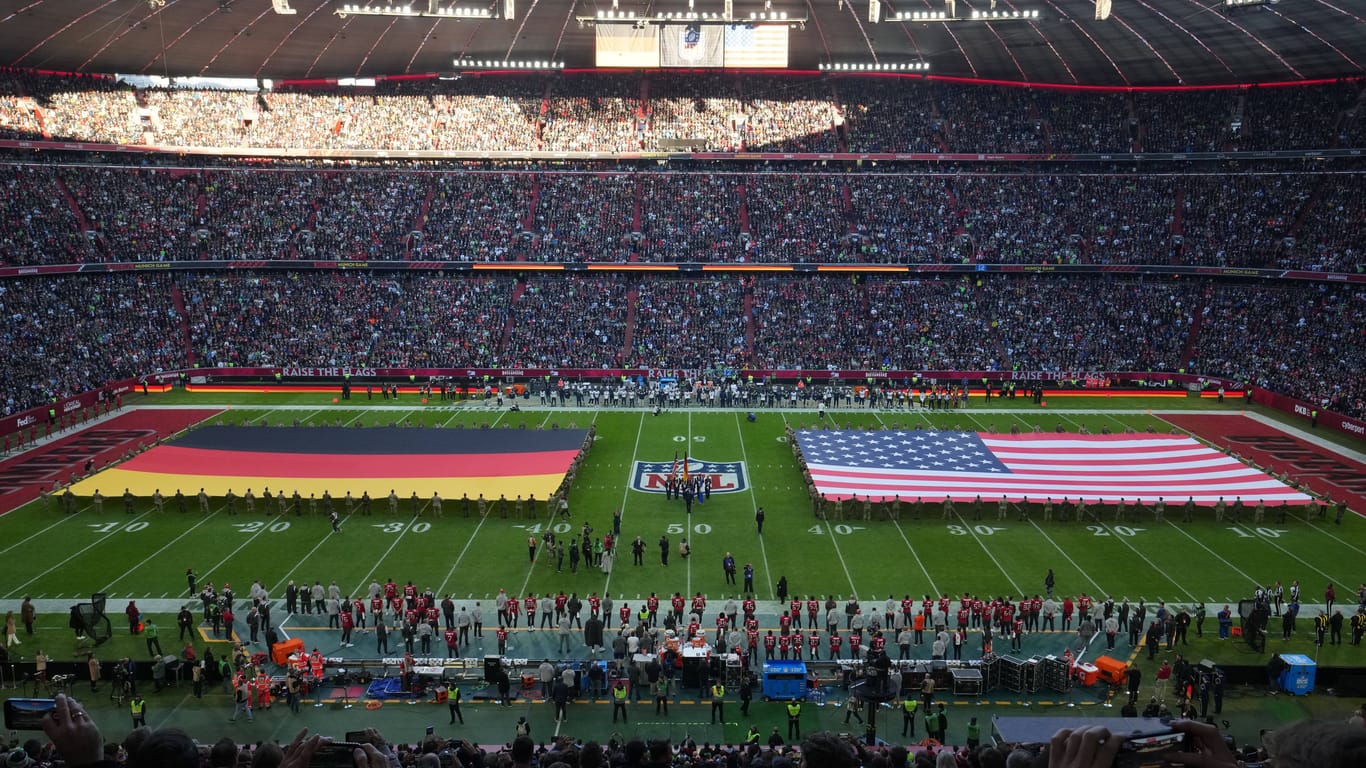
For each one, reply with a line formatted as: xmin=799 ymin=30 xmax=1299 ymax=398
xmin=2 ymin=272 xmax=1364 ymax=419
xmin=0 ymin=274 xmax=180 ymax=417
xmin=1 ymin=71 xmax=1357 ymax=154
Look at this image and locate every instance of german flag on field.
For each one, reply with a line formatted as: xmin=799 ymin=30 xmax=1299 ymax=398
xmin=69 ymin=426 xmax=587 ymax=500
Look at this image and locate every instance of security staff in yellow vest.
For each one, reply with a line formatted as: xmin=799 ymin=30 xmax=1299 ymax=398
xmin=786 ymin=701 xmax=802 ymax=740
xmin=130 ymin=694 xmax=146 ymax=728
xmin=746 ymin=726 xmax=761 ymax=747
xmin=901 ymin=697 xmax=918 ymax=738
xmin=612 ymin=679 xmax=629 ymax=723
xmin=710 ymin=682 xmax=726 ymax=724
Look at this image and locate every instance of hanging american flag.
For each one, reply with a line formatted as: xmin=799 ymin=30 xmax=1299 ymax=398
xmin=794 ymin=430 xmax=1312 ymax=505
xmin=724 ymin=24 xmax=789 ymax=68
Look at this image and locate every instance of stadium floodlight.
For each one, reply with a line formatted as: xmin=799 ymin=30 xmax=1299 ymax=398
xmin=820 ymin=61 xmax=928 ymax=72
xmin=891 ymin=7 xmax=1039 ymax=22
xmin=335 ymin=1 xmax=496 ymax=18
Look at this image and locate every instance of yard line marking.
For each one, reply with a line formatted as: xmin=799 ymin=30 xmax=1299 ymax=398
xmin=954 ymin=510 xmax=1023 ymax=594
xmin=1161 ymin=521 xmax=1259 ymax=588
xmin=782 ymin=412 xmax=858 ymax=597
xmin=871 ymin=410 xmax=943 ymax=597
xmin=9 ymin=510 xmax=153 ymax=595
xmin=269 ymin=513 xmax=355 ymax=593
xmin=1226 ymin=523 xmax=1341 ymax=584
xmin=889 ymin=519 xmax=939 ymax=597
xmin=341 ymin=410 xmax=367 ymax=427
xmin=1289 ymin=512 xmax=1366 ymax=557
xmin=0 ymin=507 xmax=85 ymax=556
xmin=1027 ymin=520 xmax=1104 ymax=594
xmin=295 ymin=409 xmax=324 ymax=425
xmin=436 ymin=511 xmax=495 ymax=595
xmin=686 ymin=410 xmax=693 ymax=599
xmin=439 ymin=409 xmax=465 ymax=427
xmin=733 ymin=412 xmax=775 ymax=601
xmin=1096 ymin=521 xmax=1197 ymax=601
xmin=602 ymin=413 xmax=647 ymax=600
xmin=350 ymin=507 xmax=427 ymax=597
xmin=101 ymin=506 xmax=224 ymax=592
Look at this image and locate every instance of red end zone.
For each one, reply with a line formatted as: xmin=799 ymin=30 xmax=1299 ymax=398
xmin=0 ymin=408 xmax=223 ymax=513
xmin=1162 ymin=413 xmax=1366 ymax=516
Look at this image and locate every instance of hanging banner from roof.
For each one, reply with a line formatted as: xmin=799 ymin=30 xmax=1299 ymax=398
xmin=595 ymin=24 xmax=660 ymax=68
xmin=660 ymin=23 xmax=724 ymax=67
xmin=723 ymin=24 xmax=788 ymax=68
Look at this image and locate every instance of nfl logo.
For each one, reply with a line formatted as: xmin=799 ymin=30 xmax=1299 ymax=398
xmin=631 ymin=458 xmax=749 ymax=495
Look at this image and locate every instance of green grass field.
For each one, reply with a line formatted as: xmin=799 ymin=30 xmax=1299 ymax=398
xmin=4 ymin=390 xmax=1362 ymax=616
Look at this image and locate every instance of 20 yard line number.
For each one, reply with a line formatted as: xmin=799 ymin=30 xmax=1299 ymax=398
xmin=233 ymin=521 xmax=292 ymax=534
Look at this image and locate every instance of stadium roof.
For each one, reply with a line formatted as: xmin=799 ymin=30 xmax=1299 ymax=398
xmin=1 ymin=0 xmax=1364 ymax=87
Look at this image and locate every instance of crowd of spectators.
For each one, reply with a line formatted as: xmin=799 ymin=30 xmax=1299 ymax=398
xmin=61 ymin=167 xmax=200 ymax=262
xmin=1239 ymin=81 xmax=1361 ymax=151
xmin=637 ymin=173 xmax=742 ymax=262
xmin=181 ymin=273 xmax=395 ymax=368
xmin=837 ymin=78 xmax=939 ymax=154
xmin=2 ymin=164 xmax=1363 ymax=270
xmin=504 ymin=277 xmax=629 ymax=368
xmin=1286 ymin=175 xmax=1365 ymax=273
xmin=1134 ymin=91 xmax=1236 ymax=154
xmin=368 ymin=276 xmax=513 ymax=368
xmin=303 ymin=173 xmax=427 ymax=261
xmin=743 ymin=175 xmax=850 ymax=263
xmin=0 ymin=165 xmax=94 ymax=265
xmin=846 ymin=175 xmax=955 ymax=263
xmin=2 ymin=161 xmax=1366 ymax=269
xmin=1194 ymin=282 xmax=1365 ymax=419
xmin=416 ymin=172 xmax=537 ymax=261
xmin=738 ymin=76 xmax=841 ymax=153
xmin=0 ymin=274 xmax=181 ymax=417
xmin=645 ymin=72 xmax=744 ymax=152
xmin=627 ymin=278 xmax=748 ymax=370
xmin=528 ymin=173 xmax=636 ymax=262
xmin=985 ymin=276 xmax=1201 ymax=373
xmin=4 ymin=71 xmax=1356 ymax=154
xmin=951 ymin=174 xmax=1177 ymax=265
xmin=3 ymin=271 xmax=1364 ymax=419
xmin=1179 ymin=173 xmax=1315 ymax=268
xmin=540 ymin=74 xmax=644 ymax=154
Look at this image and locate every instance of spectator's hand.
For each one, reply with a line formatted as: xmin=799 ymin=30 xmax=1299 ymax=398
xmin=41 ymin=693 xmax=103 ymax=767
xmin=353 ymin=743 xmax=388 ymax=768
xmin=279 ymin=728 xmax=326 ymax=768
xmin=1163 ymin=719 xmax=1239 ymax=768
xmin=1048 ymin=725 xmax=1123 ymax=768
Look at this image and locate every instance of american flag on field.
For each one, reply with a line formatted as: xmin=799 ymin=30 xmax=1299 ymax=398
xmin=724 ymin=24 xmax=788 ymax=68
xmin=795 ymin=430 xmax=1313 ymax=505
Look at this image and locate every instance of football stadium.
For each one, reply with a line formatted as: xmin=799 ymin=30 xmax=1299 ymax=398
xmin=0 ymin=1 xmax=1365 ymax=766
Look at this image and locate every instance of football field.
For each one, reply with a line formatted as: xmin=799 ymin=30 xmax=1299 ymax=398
xmin=3 ymin=390 xmax=1363 ymax=615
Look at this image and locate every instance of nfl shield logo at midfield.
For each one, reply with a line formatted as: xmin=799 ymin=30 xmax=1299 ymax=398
xmin=631 ymin=458 xmax=749 ymax=495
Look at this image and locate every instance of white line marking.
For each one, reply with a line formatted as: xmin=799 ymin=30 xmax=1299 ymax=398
xmin=733 ymin=412 xmax=775 ymax=601
xmin=268 ymin=514 xmax=355 ymax=593
xmin=102 ymin=507 xmax=223 ymax=592
xmin=350 ymin=507 xmax=427 ymax=597
xmin=1028 ymin=520 xmax=1104 ymax=594
xmin=1161 ymin=521 xmax=1259 ymax=587
xmin=0 ymin=508 xmax=84 ymax=556
xmin=602 ymin=413 xmax=647 ymax=600
xmin=9 ymin=510 xmax=153 ymax=595
xmin=436 ymin=511 xmax=495 ymax=596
